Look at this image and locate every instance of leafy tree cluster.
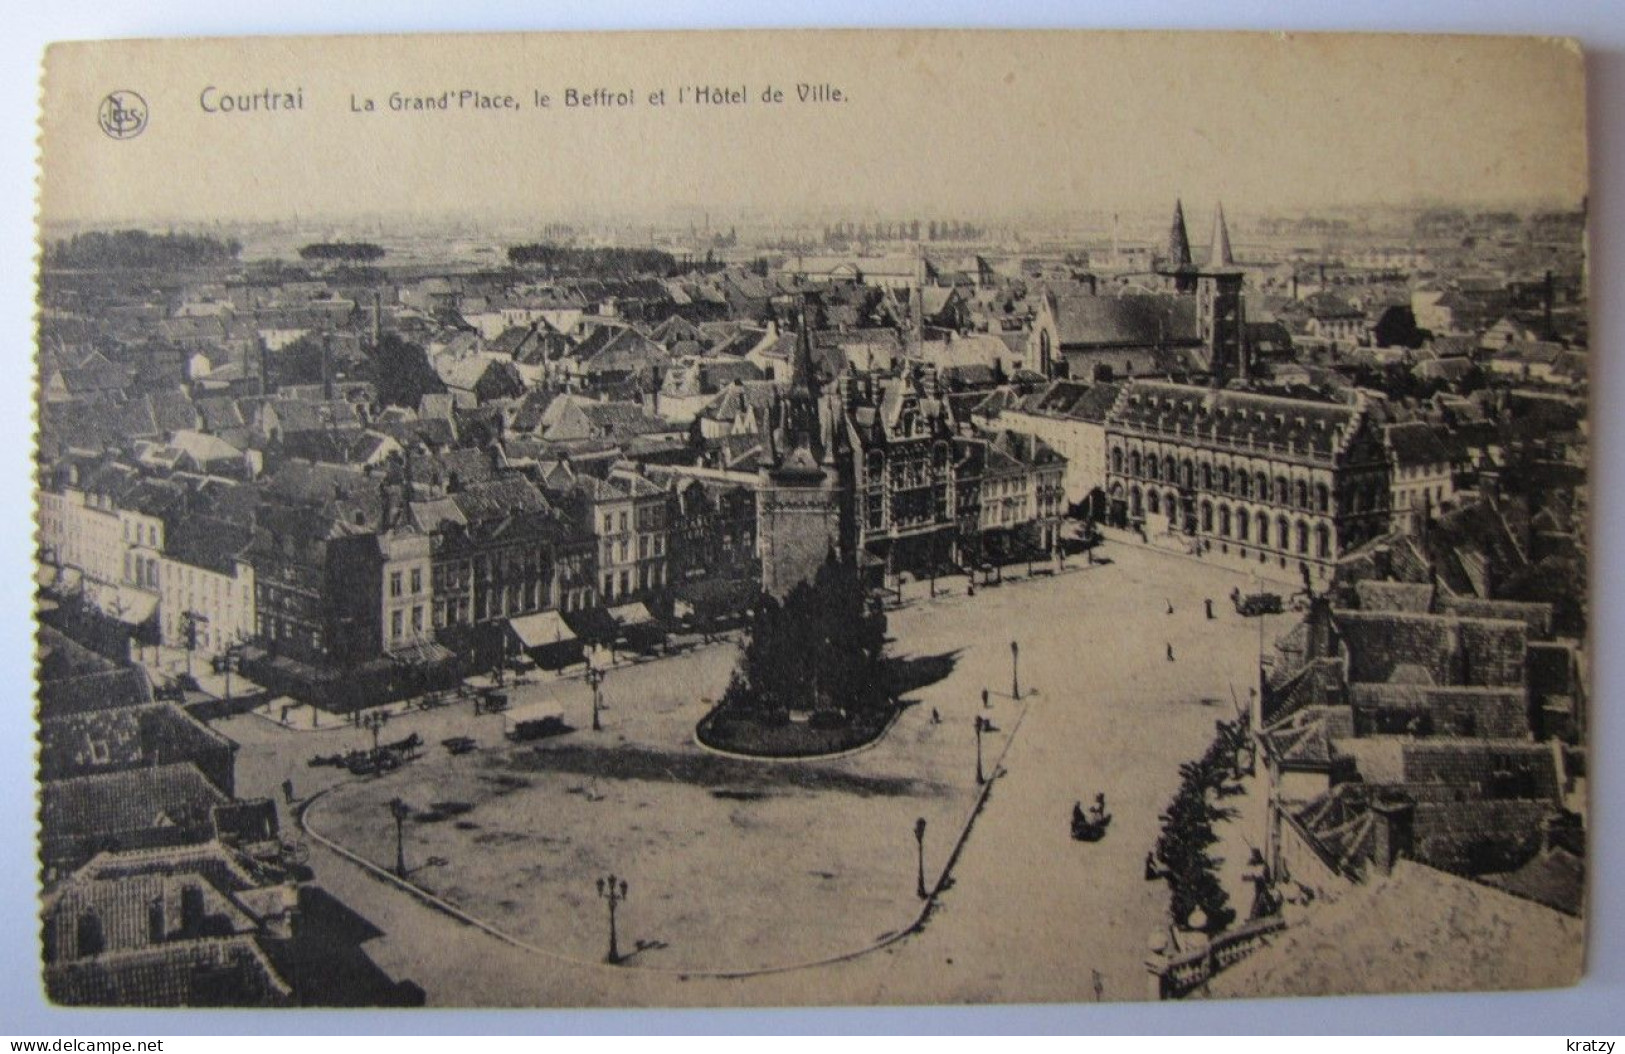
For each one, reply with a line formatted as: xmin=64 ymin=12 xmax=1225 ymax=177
xmin=1153 ymin=718 xmax=1248 ymax=933
xmin=506 ymin=243 xmax=677 ymax=277
xmin=45 ymin=230 xmax=242 ymax=270
xmin=719 ymin=557 xmax=890 ymax=722
xmin=298 ymin=242 xmax=386 ymax=262
xmin=365 ymin=334 xmax=446 ymax=409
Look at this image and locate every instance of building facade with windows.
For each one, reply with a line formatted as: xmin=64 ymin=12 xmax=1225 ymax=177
xmin=1103 ymin=381 xmax=1391 ymax=582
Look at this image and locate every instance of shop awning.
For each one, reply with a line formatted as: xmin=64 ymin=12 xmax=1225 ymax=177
xmin=508 ymin=611 xmax=578 ymax=648
xmin=608 ymin=602 xmax=658 ymax=628
xmin=388 ymin=640 xmax=455 ymax=666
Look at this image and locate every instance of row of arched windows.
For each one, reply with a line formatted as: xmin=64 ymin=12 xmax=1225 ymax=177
xmin=1122 ymin=483 xmax=1334 ymax=559
xmin=1111 ymin=443 xmax=1333 ymax=513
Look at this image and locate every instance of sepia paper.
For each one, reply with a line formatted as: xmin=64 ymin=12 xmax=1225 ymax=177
xmin=33 ymin=29 xmax=1589 ymax=1009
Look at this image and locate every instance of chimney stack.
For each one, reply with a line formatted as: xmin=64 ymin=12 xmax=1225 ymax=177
xmin=1370 ymin=796 xmax=1416 ymax=876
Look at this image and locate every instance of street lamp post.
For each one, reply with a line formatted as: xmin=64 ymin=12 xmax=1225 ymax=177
xmin=596 ymin=873 xmax=629 ymax=964
xmin=362 ymin=710 xmax=390 ymax=762
xmin=585 ymin=661 xmax=605 ymax=732
xmin=388 ymin=797 xmax=411 ymax=877
xmin=913 ymin=818 xmax=928 ymax=899
xmin=1010 ymin=640 xmax=1020 ymax=700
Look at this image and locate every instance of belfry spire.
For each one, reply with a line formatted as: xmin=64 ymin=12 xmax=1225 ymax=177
xmin=1208 ymin=202 xmax=1235 ymax=269
xmin=1167 ymin=199 xmax=1193 ymax=269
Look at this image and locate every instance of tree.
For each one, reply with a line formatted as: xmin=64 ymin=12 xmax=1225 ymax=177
xmin=720 ymin=555 xmax=889 ymax=720
xmin=368 ymin=334 xmax=445 ymax=409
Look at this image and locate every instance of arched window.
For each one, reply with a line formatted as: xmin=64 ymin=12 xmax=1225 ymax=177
xmin=1256 ymin=511 xmax=1270 ymax=546
xmin=1201 ymin=500 xmax=1213 ymax=533
xmin=1255 ymin=471 xmax=1268 ymax=500
xmin=1130 ymin=450 xmax=1142 ymax=477
xmin=1296 ymin=480 xmax=1309 ymax=509
xmin=1316 ymin=523 xmax=1331 ymax=559
xmin=1219 ymin=505 xmax=1232 ymax=537
xmin=1182 ymin=459 xmax=1195 ymax=488
xmin=1148 ymin=490 xmax=1161 ymax=515
xmin=1275 ymin=475 xmax=1289 ymax=505
xmin=1111 ymin=447 xmax=1123 ymax=474
xmin=1164 ymin=455 xmax=1177 ymax=483
xmin=1277 ymin=516 xmax=1290 ymax=550
xmin=1131 ymin=486 xmax=1143 ymax=517
xmin=1316 ymin=482 xmax=1330 ymax=513
xmin=1239 ymin=473 xmax=1251 ymax=499
xmin=1201 ymin=462 xmax=1213 ymax=490
xmin=1296 ymin=520 xmax=1310 ymax=554
xmin=1219 ymin=466 xmax=1231 ymax=493
xmin=1238 ymin=510 xmax=1250 ymax=541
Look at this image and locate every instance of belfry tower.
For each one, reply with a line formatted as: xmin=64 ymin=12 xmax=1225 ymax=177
xmin=1196 ymin=203 xmax=1248 ymax=384
xmin=757 ymin=300 xmax=852 ymax=597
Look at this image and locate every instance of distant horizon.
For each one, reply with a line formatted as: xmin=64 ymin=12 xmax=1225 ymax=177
xmin=37 ymin=194 xmax=1588 ymax=246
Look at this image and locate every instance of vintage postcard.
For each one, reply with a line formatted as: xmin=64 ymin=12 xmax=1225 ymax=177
xmin=33 ymin=30 xmax=1588 ymax=1008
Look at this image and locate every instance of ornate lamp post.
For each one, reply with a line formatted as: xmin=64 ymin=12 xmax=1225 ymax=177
xmin=388 ymin=797 xmax=411 ymax=877
xmin=913 ymin=817 xmax=928 ymax=899
xmin=361 ymin=710 xmax=390 ymax=760
xmin=596 ymin=873 xmax=629 ymax=963
xmin=1010 ymin=640 xmax=1020 ymax=701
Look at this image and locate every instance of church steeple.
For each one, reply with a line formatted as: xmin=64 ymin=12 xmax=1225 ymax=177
xmin=770 ymin=298 xmax=826 ymax=477
xmin=1167 ymin=199 xmax=1193 ymax=269
xmin=1207 ymin=202 xmax=1235 ymax=269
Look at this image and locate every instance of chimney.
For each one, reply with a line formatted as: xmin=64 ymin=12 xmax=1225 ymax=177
xmin=147 ymin=894 xmax=166 ymax=943
xmin=1369 ymin=796 xmax=1415 ymax=876
xmin=321 ymin=334 xmax=333 ymax=401
xmin=179 ymin=883 xmax=205 ymax=935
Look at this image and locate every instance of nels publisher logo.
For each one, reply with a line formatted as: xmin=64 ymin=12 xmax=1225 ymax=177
xmin=98 ymin=90 xmax=148 ymax=140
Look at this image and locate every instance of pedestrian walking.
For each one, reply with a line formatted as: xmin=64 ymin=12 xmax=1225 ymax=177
xmin=281 ymin=778 xmax=295 ymax=805
xmin=931 ymin=707 xmax=941 ymax=724
xmin=1205 ymin=597 xmax=1215 ymax=620
xmin=1166 ymin=642 xmax=1175 ymax=662
xmin=981 ymin=687 xmax=990 ymax=709
xmin=1166 ymin=599 xmax=1174 ymax=615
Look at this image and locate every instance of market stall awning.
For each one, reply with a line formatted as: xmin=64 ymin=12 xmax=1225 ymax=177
xmin=608 ymin=602 xmax=658 ymax=628
xmin=388 ymin=639 xmax=455 ymax=666
xmin=508 ymin=611 xmax=578 ymax=648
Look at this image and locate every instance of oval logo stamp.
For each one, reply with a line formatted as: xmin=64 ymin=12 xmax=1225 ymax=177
xmin=97 ymin=90 xmax=147 ymax=139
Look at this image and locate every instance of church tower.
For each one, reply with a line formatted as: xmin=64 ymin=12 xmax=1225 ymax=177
xmin=757 ymin=301 xmax=852 ymax=598
xmin=1196 ymin=203 xmax=1248 ymax=384
xmin=1159 ymin=198 xmax=1198 ymax=293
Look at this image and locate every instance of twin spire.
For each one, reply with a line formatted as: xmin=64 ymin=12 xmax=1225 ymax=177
xmin=1167 ymin=198 xmax=1234 ymax=270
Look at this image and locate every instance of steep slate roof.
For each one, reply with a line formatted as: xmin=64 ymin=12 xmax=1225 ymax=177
xmin=42 ymin=763 xmax=230 ymax=843
xmin=1385 ymin=421 xmax=1455 ymax=467
xmin=1051 ymin=293 xmax=1198 ymax=348
xmin=1206 ymin=860 xmax=1582 ymax=998
xmin=449 ymin=476 xmax=549 ymax=521
xmin=46 ymin=935 xmax=293 ymax=1007
xmin=40 ymin=668 xmax=154 ymax=718
xmin=1106 ymin=381 xmax=1362 ymax=459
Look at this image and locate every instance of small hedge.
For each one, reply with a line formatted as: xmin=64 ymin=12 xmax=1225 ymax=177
xmin=696 ymin=703 xmax=896 ymax=759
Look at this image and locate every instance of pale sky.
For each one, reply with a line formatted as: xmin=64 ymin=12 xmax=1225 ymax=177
xmin=39 ymin=30 xmax=1589 ymax=226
